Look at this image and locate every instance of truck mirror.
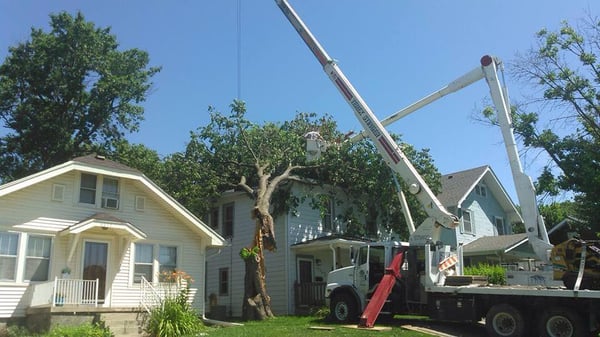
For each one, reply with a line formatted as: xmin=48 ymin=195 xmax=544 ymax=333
xmin=350 ymin=246 xmax=355 ymax=264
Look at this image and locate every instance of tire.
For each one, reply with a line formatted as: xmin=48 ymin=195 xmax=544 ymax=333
xmin=538 ymin=307 xmax=586 ymax=337
xmin=330 ymin=293 xmax=358 ymax=323
xmin=485 ymin=303 xmax=527 ymax=337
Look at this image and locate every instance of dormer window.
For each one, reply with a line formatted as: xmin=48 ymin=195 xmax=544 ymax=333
xmin=475 ymin=184 xmax=487 ymax=198
xmin=79 ymin=174 xmax=120 ymax=209
xmin=79 ymin=174 xmax=97 ymax=204
xmin=101 ymin=177 xmax=120 ymax=209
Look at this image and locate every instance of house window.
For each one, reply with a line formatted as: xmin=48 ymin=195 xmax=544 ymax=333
xmin=319 ymin=195 xmax=334 ymax=232
xmin=0 ymin=232 xmax=19 ymax=281
xmin=223 ymin=203 xmax=234 ymax=238
xmin=159 ymin=245 xmax=177 ymax=274
xmin=79 ymin=173 xmax=97 ymax=204
xmin=495 ymin=217 xmax=506 ymax=235
xmin=210 ymin=207 xmax=219 ymax=229
xmin=134 ymin=243 xmax=154 ymax=283
xmin=462 ymin=209 xmax=473 ymax=234
xmin=25 ymin=236 xmax=51 ymax=282
xmin=101 ymin=177 xmax=120 ymax=209
xmin=133 ymin=243 xmax=179 ymax=283
xmin=219 ymin=268 xmax=229 ymax=296
xmin=475 ymin=184 xmax=487 ymax=197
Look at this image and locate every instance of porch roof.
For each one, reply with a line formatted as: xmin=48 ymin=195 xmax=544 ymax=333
xmin=291 ymin=234 xmax=369 ymax=251
xmin=59 ymin=212 xmax=147 ymax=240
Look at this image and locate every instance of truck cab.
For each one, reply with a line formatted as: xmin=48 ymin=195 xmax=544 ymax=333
xmin=325 ymin=241 xmax=409 ymax=322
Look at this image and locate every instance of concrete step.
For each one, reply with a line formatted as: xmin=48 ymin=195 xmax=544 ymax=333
xmin=99 ymin=312 xmax=146 ymax=337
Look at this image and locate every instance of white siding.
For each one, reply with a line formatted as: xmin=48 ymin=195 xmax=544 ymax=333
xmin=206 ymin=184 xmax=348 ymax=316
xmin=0 ymin=170 xmax=213 ymax=318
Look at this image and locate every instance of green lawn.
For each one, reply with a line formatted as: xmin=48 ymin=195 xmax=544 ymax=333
xmin=203 ymin=316 xmax=435 ymax=337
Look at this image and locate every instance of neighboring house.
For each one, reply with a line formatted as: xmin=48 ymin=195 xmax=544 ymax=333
xmin=205 ymin=164 xmax=523 ymax=317
xmin=0 ymin=154 xmax=226 ymax=332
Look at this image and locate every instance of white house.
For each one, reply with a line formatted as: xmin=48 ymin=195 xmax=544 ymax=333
xmin=205 ymin=165 xmax=525 ymax=318
xmin=0 ymin=154 xmax=226 ymax=332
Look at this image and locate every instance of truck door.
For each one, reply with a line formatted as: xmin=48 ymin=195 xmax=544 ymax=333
xmin=355 ymin=246 xmax=370 ymax=295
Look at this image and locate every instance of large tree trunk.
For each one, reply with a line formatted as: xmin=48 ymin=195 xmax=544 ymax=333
xmin=241 ymin=207 xmax=275 ymax=320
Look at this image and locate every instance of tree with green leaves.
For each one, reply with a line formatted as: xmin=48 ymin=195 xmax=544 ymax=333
xmin=0 ymin=11 xmax=160 ymax=182
xmin=507 ymin=14 xmax=600 ymax=233
xmin=189 ymin=101 xmax=442 ymax=319
xmin=316 ymin=134 xmax=441 ymax=240
xmin=189 ymin=101 xmax=332 ymax=320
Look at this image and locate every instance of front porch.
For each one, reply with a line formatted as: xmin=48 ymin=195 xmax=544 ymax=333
xmin=294 ymin=281 xmax=326 ymax=314
xmin=25 ymin=276 xmax=190 ymax=336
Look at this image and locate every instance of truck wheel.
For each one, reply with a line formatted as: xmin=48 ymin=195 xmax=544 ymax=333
xmin=538 ymin=307 xmax=585 ymax=337
xmin=485 ymin=303 xmax=526 ymax=337
xmin=330 ymin=293 xmax=358 ymax=323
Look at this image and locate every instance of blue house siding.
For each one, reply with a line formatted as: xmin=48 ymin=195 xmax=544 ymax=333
xmin=457 ymin=189 xmax=511 ymax=246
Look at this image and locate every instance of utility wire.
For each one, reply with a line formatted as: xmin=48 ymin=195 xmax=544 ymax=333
xmin=236 ymin=0 xmax=242 ymax=100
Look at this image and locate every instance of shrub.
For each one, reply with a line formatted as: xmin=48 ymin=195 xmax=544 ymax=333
xmin=145 ymin=270 xmax=204 ymax=337
xmin=46 ymin=323 xmax=113 ymax=337
xmin=464 ymin=263 xmax=506 ymax=285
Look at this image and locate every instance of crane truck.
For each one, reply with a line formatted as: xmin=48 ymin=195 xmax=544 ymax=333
xmin=275 ymin=1 xmax=600 ymax=336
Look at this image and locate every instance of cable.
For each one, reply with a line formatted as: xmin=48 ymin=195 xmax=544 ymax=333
xmin=236 ymin=0 xmax=242 ymax=100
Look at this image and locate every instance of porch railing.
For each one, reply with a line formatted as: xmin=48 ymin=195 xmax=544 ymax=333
xmin=139 ymin=276 xmax=196 ymax=313
xmin=294 ymin=281 xmax=326 ymax=307
xmin=53 ymin=277 xmax=99 ymax=307
xmin=140 ymin=276 xmax=161 ymax=313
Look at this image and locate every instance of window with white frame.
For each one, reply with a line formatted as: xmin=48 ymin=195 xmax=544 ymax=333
xmin=101 ymin=177 xmax=120 ymax=209
xmin=79 ymin=173 xmax=97 ymax=204
xmin=462 ymin=209 xmax=474 ymax=234
xmin=222 ymin=203 xmax=234 ymax=238
xmin=159 ymin=245 xmax=177 ymax=274
xmin=133 ymin=243 xmax=179 ymax=283
xmin=25 ymin=235 xmax=51 ymax=281
xmin=495 ymin=216 xmax=506 ymax=235
xmin=219 ymin=268 xmax=229 ymax=296
xmin=319 ymin=195 xmax=334 ymax=232
xmin=134 ymin=243 xmax=154 ymax=283
xmin=0 ymin=232 xmax=19 ymax=281
xmin=475 ymin=184 xmax=487 ymax=198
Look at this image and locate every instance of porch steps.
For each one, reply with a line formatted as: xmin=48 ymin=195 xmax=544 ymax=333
xmin=100 ymin=312 xmax=145 ymax=337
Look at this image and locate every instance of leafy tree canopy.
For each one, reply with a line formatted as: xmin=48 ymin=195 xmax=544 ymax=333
xmin=485 ymin=14 xmax=600 ymax=232
xmin=0 ymin=11 xmax=160 ymax=182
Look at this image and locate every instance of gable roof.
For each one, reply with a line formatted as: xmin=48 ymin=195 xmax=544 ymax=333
xmin=463 ymin=233 xmax=528 ymax=256
xmin=437 ymin=165 xmax=523 ymax=225
xmin=0 ymin=154 xmax=226 ymax=247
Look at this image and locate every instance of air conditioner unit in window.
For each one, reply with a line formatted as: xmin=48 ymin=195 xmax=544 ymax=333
xmin=101 ymin=197 xmax=119 ymax=209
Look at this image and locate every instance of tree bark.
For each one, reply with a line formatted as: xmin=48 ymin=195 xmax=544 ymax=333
xmin=241 ymin=212 xmax=274 ymax=321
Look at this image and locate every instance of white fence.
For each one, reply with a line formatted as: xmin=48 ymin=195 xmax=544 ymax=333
xmin=52 ymin=277 xmax=99 ymax=306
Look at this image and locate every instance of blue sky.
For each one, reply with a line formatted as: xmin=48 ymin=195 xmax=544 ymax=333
xmin=1 ymin=0 xmax=598 ymax=202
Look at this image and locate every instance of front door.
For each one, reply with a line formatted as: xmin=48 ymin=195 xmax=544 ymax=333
xmin=298 ymin=259 xmax=313 ymax=284
xmin=83 ymin=241 xmax=108 ymax=302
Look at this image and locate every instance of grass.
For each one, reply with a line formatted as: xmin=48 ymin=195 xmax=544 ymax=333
xmin=203 ymin=316 xmax=435 ymax=337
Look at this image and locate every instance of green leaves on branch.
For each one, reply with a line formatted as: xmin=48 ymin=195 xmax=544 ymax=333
xmin=240 ymin=246 xmax=260 ymax=261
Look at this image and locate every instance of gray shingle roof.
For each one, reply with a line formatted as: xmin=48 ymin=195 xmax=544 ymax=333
xmin=463 ymin=233 xmax=528 ymax=255
xmin=437 ymin=165 xmax=489 ymax=208
xmin=73 ymin=154 xmax=141 ymax=174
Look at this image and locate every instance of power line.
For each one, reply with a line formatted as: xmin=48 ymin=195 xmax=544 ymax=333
xmin=236 ymin=0 xmax=242 ymax=100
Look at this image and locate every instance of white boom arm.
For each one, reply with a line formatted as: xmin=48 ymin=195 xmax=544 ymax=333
xmin=276 ymin=0 xmax=459 ymax=233
xmin=480 ymin=56 xmax=552 ymax=262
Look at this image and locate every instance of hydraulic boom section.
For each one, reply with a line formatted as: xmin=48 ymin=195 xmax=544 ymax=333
xmin=275 ymin=0 xmax=459 ymax=232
